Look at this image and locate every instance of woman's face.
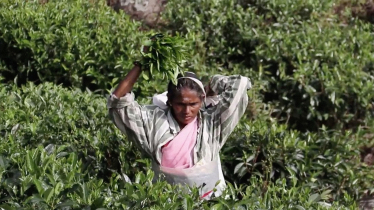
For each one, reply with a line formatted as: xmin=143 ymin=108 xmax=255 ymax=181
xmin=169 ymin=88 xmax=203 ymax=127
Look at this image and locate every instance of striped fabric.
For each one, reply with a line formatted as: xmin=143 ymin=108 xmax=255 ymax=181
xmin=107 ymin=75 xmax=252 ymax=166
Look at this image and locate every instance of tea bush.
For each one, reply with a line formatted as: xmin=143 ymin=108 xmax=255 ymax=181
xmin=163 ymin=0 xmax=374 ymax=132
xmin=0 ymin=0 xmax=173 ymax=97
xmin=1 ymin=0 xmax=374 ymax=208
xmin=0 ymin=82 xmax=370 ymax=208
xmin=221 ymin=121 xmax=374 ymax=202
xmin=2 ymin=0 xmax=374 ymax=132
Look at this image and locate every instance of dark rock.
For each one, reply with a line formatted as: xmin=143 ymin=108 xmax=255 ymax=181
xmin=107 ymin=0 xmax=167 ymax=26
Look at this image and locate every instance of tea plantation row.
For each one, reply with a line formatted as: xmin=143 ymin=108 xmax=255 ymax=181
xmin=0 ymin=82 xmax=368 ymax=209
xmin=0 ymin=0 xmax=374 ymax=209
xmin=1 ymin=0 xmax=374 ymax=132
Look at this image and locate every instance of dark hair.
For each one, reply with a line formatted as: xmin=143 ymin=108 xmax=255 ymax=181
xmin=167 ymin=72 xmax=205 ymax=103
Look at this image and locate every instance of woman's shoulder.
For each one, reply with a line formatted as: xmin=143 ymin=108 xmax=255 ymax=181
xmin=139 ymin=105 xmax=172 ymax=121
xmin=141 ymin=104 xmax=169 ymax=113
xmin=199 ymin=109 xmax=217 ymax=121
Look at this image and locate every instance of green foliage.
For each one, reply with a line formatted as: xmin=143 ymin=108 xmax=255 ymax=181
xmin=0 ymin=82 xmax=369 ymax=209
xmin=0 ymin=0 xmax=151 ymax=95
xmin=163 ymin=0 xmax=374 ymax=132
xmin=1 ymin=0 xmax=374 ymax=208
xmin=221 ymin=121 xmax=373 ymax=203
xmin=141 ymin=33 xmax=190 ymax=84
xmin=2 ymin=0 xmax=374 ymax=131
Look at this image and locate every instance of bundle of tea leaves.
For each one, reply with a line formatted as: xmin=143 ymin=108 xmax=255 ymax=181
xmin=140 ymin=33 xmax=190 ymax=85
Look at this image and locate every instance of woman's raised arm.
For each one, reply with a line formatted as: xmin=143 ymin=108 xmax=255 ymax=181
xmin=112 ymin=62 xmax=142 ymax=98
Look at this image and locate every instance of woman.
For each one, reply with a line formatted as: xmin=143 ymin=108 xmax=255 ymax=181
xmin=107 ymin=61 xmax=252 ymax=199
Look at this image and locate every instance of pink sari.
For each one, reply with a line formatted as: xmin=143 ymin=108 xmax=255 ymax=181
xmin=161 ymin=117 xmax=198 ymax=169
xmin=160 ymin=117 xmax=214 ymax=199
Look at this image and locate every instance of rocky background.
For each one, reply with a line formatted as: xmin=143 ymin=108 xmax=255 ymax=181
xmin=106 ymin=0 xmax=167 ymax=26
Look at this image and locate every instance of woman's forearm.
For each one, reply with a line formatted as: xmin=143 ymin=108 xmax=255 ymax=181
xmin=112 ymin=63 xmax=142 ymax=98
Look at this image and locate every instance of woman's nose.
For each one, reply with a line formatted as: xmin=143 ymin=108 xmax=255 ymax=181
xmin=183 ymin=106 xmax=190 ymax=114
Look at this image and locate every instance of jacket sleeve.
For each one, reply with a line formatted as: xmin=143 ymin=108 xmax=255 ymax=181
xmin=107 ymin=92 xmax=158 ymax=157
xmin=209 ymin=75 xmax=252 ymax=148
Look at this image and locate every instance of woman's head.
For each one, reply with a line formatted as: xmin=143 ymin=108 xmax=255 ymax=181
xmin=167 ymin=72 xmax=205 ymax=127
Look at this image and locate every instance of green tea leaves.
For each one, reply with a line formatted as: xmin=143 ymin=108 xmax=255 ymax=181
xmin=0 ymin=0 xmax=373 ymax=209
xmin=0 ymin=81 xmax=367 ymax=209
xmin=141 ymin=33 xmax=190 ymax=85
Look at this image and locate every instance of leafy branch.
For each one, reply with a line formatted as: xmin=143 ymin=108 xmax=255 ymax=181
xmin=140 ymin=33 xmax=190 ymax=85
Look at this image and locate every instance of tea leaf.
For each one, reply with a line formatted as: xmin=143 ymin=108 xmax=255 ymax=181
xmin=308 ymin=193 xmax=321 ymax=204
xmin=141 ymin=33 xmax=190 ymax=84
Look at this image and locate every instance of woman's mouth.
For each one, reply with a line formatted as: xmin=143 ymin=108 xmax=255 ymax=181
xmin=183 ymin=116 xmax=192 ymax=121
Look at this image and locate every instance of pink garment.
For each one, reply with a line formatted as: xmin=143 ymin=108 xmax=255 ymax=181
xmin=161 ymin=117 xmax=198 ymax=169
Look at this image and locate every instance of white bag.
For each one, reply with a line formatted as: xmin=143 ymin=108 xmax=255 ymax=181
xmin=151 ymin=158 xmax=224 ymax=198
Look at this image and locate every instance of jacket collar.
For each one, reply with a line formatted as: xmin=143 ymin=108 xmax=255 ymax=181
xmin=167 ymin=109 xmax=203 ymax=135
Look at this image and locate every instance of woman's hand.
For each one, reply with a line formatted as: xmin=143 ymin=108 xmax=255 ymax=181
xmin=205 ymin=79 xmax=217 ymax=97
xmin=142 ymin=35 xmax=157 ymax=54
xmin=142 ymin=45 xmax=150 ymax=54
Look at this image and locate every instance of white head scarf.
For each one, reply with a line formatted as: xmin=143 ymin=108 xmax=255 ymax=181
xmin=152 ymin=76 xmax=219 ymax=110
